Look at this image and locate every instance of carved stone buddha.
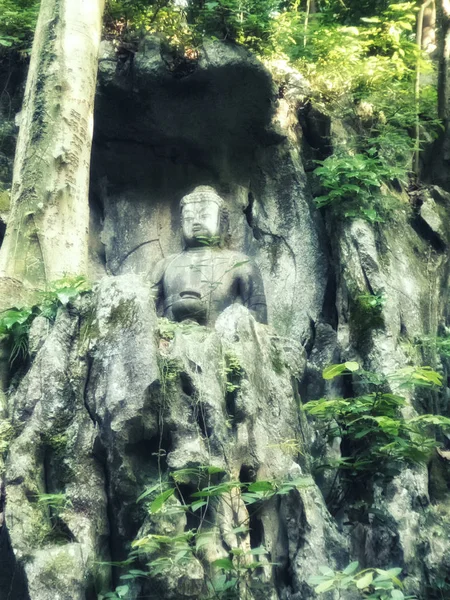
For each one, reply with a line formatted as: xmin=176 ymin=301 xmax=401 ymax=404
xmin=151 ymin=186 xmax=267 ymax=325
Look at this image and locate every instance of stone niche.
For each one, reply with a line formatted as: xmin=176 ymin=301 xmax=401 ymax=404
xmin=90 ymin=36 xmax=328 ymax=340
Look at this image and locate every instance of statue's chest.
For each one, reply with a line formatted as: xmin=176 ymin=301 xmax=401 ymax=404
xmin=164 ymin=252 xmax=237 ymax=298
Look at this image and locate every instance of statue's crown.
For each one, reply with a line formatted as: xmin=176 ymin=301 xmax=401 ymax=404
xmin=180 ymin=186 xmax=225 ymax=209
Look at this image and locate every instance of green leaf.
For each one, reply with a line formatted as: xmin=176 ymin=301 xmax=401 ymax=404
xmin=150 ymin=489 xmax=174 ymax=513
xmin=207 ymin=466 xmax=225 ymax=474
xmin=249 ymin=545 xmax=267 ymax=555
xmin=318 ymin=566 xmax=335 ymax=576
xmin=174 ymin=550 xmax=190 ymax=562
xmin=241 ymin=490 xmax=266 ymax=503
xmin=0 ymin=308 xmax=32 ymax=329
xmin=190 ymin=500 xmax=207 ymax=512
xmin=386 ymin=568 xmax=403 ymax=578
xmin=357 ymin=571 xmax=374 ymax=589
xmin=137 ymin=483 xmax=161 ymax=503
xmin=213 ymin=558 xmax=234 ymax=571
xmin=232 ymin=525 xmax=250 ymax=534
xmin=248 ymin=481 xmax=275 ymax=492
xmin=315 ymin=580 xmax=335 ymax=593
xmin=322 ymin=363 xmax=347 ymax=380
xmin=343 ymin=561 xmax=359 ymax=575
xmin=391 ymin=591 xmax=404 ymax=599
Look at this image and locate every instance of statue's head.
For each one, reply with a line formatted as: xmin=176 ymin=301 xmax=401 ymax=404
xmin=180 ymin=186 xmax=229 ymax=247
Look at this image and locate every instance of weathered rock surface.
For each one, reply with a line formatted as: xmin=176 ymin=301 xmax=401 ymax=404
xmin=2 ymin=276 xmax=345 ymax=599
xmin=2 ymin=36 xmax=450 ymax=600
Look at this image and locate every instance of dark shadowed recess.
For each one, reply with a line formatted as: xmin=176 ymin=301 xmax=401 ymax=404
xmin=0 ymin=525 xmax=30 ymax=600
xmin=90 ymin=37 xmax=278 ymax=218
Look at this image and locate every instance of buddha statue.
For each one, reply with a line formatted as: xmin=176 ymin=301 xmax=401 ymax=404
xmin=151 ymin=186 xmax=267 ymax=325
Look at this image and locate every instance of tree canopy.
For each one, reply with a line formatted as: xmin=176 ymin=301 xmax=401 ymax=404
xmin=0 ymin=0 xmax=442 ymax=221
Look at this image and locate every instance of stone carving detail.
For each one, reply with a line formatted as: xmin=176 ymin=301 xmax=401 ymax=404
xmin=151 ymin=186 xmax=267 ymax=325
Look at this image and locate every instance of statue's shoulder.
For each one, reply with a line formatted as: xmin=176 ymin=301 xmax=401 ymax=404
xmin=150 ymin=253 xmax=182 ymax=283
xmin=223 ymin=249 xmax=251 ymax=261
xmin=224 ymin=250 xmax=257 ymax=269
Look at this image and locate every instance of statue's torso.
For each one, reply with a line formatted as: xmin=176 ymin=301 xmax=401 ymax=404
xmin=161 ymin=248 xmax=250 ymax=324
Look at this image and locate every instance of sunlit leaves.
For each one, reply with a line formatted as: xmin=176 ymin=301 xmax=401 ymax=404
xmin=150 ymin=488 xmax=175 ymax=513
xmin=304 ymin=363 xmax=449 ymax=477
xmin=0 ymin=0 xmax=39 ymax=54
xmin=117 ymin=470 xmax=312 ymax=599
xmin=389 ymin=366 xmax=443 ymax=388
xmin=308 ymin=562 xmax=412 ymax=599
xmin=322 ymin=361 xmax=360 ymax=379
xmin=313 ymin=153 xmax=405 ymax=219
xmin=0 ymin=276 xmax=90 ymax=365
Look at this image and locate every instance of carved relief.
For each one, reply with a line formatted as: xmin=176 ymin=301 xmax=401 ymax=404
xmin=151 ymin=186 xmax=267 ymax=325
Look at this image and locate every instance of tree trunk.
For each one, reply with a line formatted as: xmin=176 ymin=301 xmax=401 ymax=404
xmin=0 ymin=0 xmax=105 ymax=289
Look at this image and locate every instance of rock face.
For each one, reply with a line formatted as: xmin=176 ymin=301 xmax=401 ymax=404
xmin=2 ymin=276 xmax=344 ymax=600
xmin=2 ymin=36 xmax=450 ymax=600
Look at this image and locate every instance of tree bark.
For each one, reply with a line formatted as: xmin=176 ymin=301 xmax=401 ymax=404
xmin=0 ymin=0 xmax=105 ymax=288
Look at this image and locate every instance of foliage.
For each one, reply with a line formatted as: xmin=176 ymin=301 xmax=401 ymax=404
xmin=99 ymin=467 xmax=314 ymax=599
xmin=195 ymin=234 xmax=221 ymax=247
xmin=270 ymin=2 xmax=440 ymax=220
xmin=313 ymin=153 xmax=404 ymax=220
xmin=0 ymin=0 xmax=39 ymax=54
xmin=33 ymin=492 xmax=73 ymax=544
xmin=157 ymin=317 xmax=203 ymax=341
xmin=35 ymin=492 xmax=70 ymax=514
xmin=416 ymin=334 xmax=450 ymax=358
xmin=105 ymin=0 xmax=280 ymax=51
xmin=271 ymin=3 xmax=420 ymax=96
xmin=309 ymin=561 xmax=415 ymax=599
xmin=0 ymin=276 xmax=90 ymax=364
xmin=105 ymin=0 xmax=196 ymax=57
xmin=223 ymin=352 xmax=242 ymax=393
xmin=356 ymin=293 xmax=386 ymax=311
xmin=318 ymin=0 xmax=393 ymax=24
xmin=187 ymin=0 xmax=279 ymax=51
xmin=0 ymin=305 xmax=37 ymax=363
xmin=304 ymin=362 xmax=450 ymax=481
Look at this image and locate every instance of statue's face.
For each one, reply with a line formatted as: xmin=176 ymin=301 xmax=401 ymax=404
xmin=181 ymin=199 xmax=221 ymax=247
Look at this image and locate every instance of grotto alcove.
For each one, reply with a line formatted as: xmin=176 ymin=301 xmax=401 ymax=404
xmin=89 ymin=36 xmax=328 ymax=340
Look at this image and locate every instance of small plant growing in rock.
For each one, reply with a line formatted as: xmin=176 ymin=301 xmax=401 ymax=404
xmin=33 ymin=492 xmax=73 ymax=544
xmin=223 ymin=353 xmax=242 ymax=393
xmin=0 ymin=418 xmax=14 ymax=473
xmin=195 ymin=234 xmax=221 ymax=247
xmin=0 ymin=275 xmax=91 ymax=364
xmin=313 ymin=154 xmax=403 ymax=222
xmin=0 ymin=306 xmax=37 ymax=363
xmin=157 ymin=317 xmax=203 ymax=341
xmin=35 ymin=492 xmax=70 ymax=514
xmin=309 ymin=561 xmax=415 ymax=599
xmin=415 ymin=334 xmax=450 ymax=358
